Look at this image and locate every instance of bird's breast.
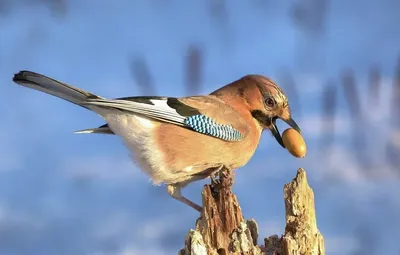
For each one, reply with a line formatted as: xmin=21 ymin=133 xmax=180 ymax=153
xmin=102 ymin=113 xmax=262 ymax=186
xmin=155 ymin=122 xmax=262 ymax=172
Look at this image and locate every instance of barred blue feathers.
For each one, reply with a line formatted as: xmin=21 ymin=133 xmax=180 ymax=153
xmin=184 ymin=114 xmax=243 ymax=141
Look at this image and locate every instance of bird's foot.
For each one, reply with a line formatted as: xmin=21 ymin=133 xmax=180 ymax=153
xmin=210 ymin=165 xmax=225 ymax=186
xmin=210 ymin=171 xmax=221 ymax=185
xmin=210 ymin=165 xmax=225 ymax=195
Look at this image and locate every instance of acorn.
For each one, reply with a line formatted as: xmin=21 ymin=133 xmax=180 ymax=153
xmin=282 ymin=128 xmax=307 ymax=158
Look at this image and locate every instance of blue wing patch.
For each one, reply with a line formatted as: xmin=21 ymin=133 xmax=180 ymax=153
xmin=184 ymin=114 xmax=243 ymax=141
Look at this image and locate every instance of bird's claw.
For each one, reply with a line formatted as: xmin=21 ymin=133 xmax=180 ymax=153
xmin=210 ymin=172 xmax=221 ymax=185
xmin=210 ymin=166 xmax=224 ymax=196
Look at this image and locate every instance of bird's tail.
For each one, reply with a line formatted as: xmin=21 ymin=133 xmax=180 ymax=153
xmin=12 ymin=70 xmax=104 ymax=108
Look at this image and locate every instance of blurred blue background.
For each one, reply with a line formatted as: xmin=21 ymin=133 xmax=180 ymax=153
xmin=1 ymin=1 xmax=400 ymax=254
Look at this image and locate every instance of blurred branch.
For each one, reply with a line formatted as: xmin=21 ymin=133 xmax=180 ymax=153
xmin=351 ymin=224 xmax=377 ymax=255
xmin=385 ymin=56 xmax=400 ymax=171
xmin=277 ymin=70 xmax=302 ymax=119
xmin=129 ymin=55 xmax=157 ymax=95
xmin=41 ymin=0 xmax=68 ymax=18
xmin=291 ymin=0 xmax=328 ymax=37
xmin=390 ymin=56 xmax=400 ymax=125
xmin=185 ymin=45 xmax=203 ymax=95
xmin=0 ymin=0 xmax=67 ymax=18
xmin=207 ymin=0 xmax=233 ymax=50
xmin=208 ymin=0 xmax=227 ymax=22
xmin=368 ymin=65 xmax=381 ymax=107
xmin=0 ymin=0 xmax=11 ymax=16
xmin=340 ymin=69 xmax=370 ymax=168
xmin=340 ymin=69 xmax=363 ymax=123
xmin=319 ymin=81 xmax=336 ymax=152
xmin=250 ymin=0 xmax=270 ymax=8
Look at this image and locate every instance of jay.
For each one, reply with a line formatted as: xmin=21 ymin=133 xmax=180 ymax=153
xmin=12 ymin=71 xmax=301 ymax=212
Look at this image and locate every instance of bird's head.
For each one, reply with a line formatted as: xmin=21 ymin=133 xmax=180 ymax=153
xmin=241 ymin=75 xmax=301 ymax=148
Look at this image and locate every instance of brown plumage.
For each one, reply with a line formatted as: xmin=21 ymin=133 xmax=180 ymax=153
xmin=12 ymin=71 xmax=301 ymax=212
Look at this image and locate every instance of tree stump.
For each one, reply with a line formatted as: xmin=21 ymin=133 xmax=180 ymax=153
xmin=179 ymin=168 xmax=325 ymax=255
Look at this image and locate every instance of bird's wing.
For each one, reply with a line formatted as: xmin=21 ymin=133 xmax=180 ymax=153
xmin=83 ymin=95 xmax=249 ymax=141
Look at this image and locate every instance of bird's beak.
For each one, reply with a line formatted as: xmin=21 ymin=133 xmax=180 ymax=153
xmin=284 ymin=117 xmax=301 ymax=134
xmin=271 ymin=117 xmax=301 ymax=149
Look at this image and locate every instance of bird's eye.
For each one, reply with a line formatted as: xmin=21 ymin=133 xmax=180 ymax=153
xmin=265 ymin=97 xmax=275 ymax=107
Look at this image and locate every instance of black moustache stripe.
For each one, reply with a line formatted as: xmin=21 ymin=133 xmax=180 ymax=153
xmin=251 ymin=110 xmax=272 ymax=126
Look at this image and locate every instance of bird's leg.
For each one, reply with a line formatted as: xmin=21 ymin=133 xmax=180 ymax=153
xmin=167 ymin=184 xmax=202 ymax=212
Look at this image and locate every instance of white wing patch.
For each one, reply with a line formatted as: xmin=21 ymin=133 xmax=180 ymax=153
xmin=84 ymin=97 xmax=187 ymax=125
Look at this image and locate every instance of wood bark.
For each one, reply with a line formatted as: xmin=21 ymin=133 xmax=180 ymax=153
xmin=179 ymin=168 xmax=325 ymax=255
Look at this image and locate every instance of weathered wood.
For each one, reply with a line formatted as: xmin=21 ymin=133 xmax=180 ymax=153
xmin=179 ymin=168 xmax=325 ymax=255
xmin=282 ymin=169 xmax=325 ymax=255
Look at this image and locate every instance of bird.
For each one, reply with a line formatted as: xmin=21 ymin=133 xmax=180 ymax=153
xmin=12 ymin=71 xmax=301 ymax=212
